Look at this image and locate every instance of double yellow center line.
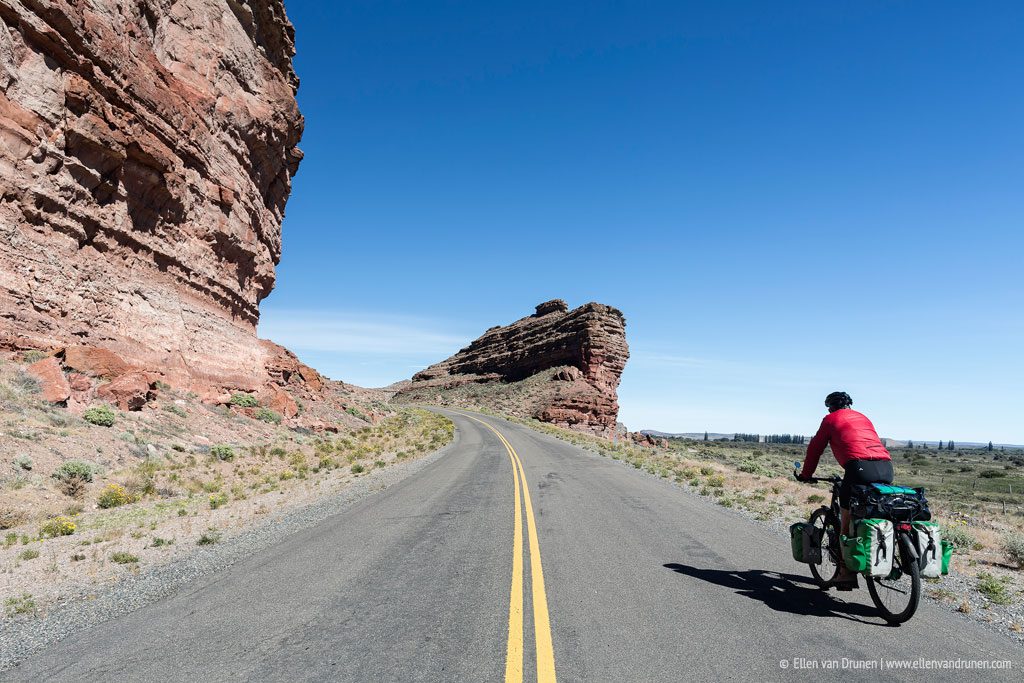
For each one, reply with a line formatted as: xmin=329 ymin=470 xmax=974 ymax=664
xmin=459 ymin=413 xmax=557 ymax=683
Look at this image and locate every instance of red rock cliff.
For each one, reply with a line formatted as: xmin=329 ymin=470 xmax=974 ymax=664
xmin=397 ymin=300 xmax=630 ymax=434
xmin=0 ymin=0 xmax=303 ymax=393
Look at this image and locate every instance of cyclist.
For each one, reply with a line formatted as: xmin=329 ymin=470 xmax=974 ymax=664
xmin=797 ymin=391 xmax=893 ymax=588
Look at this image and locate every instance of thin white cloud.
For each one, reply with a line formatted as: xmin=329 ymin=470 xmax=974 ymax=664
xmin=258 ymin=310 xmax=470 ymax=356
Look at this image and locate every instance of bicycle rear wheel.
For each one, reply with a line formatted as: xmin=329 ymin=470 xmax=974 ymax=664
xmin=808 ymin=507 xmax=841 ymax=586
xmin=867 ymin=533 xmax=921 ymax=624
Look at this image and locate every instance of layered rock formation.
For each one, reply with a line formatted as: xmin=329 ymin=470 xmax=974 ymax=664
xmin=0 ymin=0 xmax=305 ymax=398
xmin=396 ymin=300 xmax=630 ymax=434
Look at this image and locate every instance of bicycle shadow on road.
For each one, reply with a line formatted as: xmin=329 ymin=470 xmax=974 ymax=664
xmin=663 ymin=563 xmax=887 ymax=626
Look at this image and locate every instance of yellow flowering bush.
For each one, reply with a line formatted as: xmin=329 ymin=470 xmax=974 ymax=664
xmin=39 ymin=516 xmax=76 ymax=538
xmin=97 ymin=483 xmax=132 ymax=509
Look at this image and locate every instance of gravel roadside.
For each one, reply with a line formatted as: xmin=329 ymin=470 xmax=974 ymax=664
xmin=0 ymin=431 xmax=460 ymax=672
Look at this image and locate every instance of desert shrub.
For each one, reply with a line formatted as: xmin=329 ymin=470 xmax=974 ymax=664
xmin=942 ymin=523 xmax=975 ymax=549
xmin=1001 ymin=533 xmax=1024 ymax=569
xmin=59 ymin=474 xmax=86 ymax=497
xmin=21 ymin=350 xmax=47 ymax=364
xmin=317 ymin=456 xmax=336 ymax=470
xmin=11 ymin=372 xmax=41 ymax=394
xmin=150 ymin=537 xmax=174 ymax=547
xmin=4 ymin=532 xmax=18 ymax=547
xmin=163 ymin=404 xmax=187 ymax=417
xmin=706 ymin=474 xmax=725 ymax=488
xmin=4 ymin=593 xmax=35 ymax=616
xmin=97 ymin=483 xmax=132 ymax=509
xmin=279 ymin=469 xmax=295 ymax=481
xmin=979 ymin=469 xmax=1007 ymax=479
xmin=976 ymin=572 xmax=1013 ymax=604
xmin=39 ymin=516 xmax=76 ymax=537
xmin=210 ymin=445 xmax=235 ymax=461
xmin=83 ymin=405 xmax=116 ymax=427
xmin=18 ymin=548 xmax=40 ymax=560
xmin=229 ymin=393 xmax=259 ymax=408
xmin=12 ymin=455 xmax=32 ymax=471
xmin=0 ymin=506 xmax=27 ymax=530
xmin=208 ymin=492 xmax=229 ymax=509
xmin=197 ymin=529 xmax=222 ymax=545
xmin=254 ymin=407 xmax=282 ymax=424
xmin=52 ymin=460 xmax=95 ymax=483
xmin=699 ymin=466 xmax=714 ymax=476
xmin=351 ymin=463 xmax=365 ymax=474
xmin=110 ymin=551 xmax=139 ymax=564
xmin=806 ymin=494 xmax=825 ymax=504
xmin=346 ymin=406 xmax=369 ymax=421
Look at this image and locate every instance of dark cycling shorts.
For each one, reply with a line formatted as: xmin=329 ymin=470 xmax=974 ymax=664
xmin=839 ymin=459 xmax=894 ymax=508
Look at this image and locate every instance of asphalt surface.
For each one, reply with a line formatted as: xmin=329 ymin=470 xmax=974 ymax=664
xmin=7 ymin=410 xmax=1021 ymax=682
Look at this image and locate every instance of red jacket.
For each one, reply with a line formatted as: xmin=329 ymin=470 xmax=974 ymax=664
xmin=800 ymin=408 xmax=890 ymax=479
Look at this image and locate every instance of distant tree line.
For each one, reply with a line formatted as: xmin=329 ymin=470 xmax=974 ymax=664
xmin=766 ymin=434 xmax=806 ymax=444
xmin=732 ymin=433 xmax=761 ymax=443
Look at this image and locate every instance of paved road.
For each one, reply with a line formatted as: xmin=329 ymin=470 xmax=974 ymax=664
xmin=8 ymin=410 xmax=1021 ymax=682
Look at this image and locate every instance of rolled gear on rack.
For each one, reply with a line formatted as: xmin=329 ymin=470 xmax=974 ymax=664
xmin=850 ymin=483 xmax=932 ymax=522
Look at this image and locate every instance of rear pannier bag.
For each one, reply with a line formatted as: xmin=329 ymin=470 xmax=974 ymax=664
xmin=913 ymin=521 xmax=942 ymax=578
xmin=940 ymin=539 xmax=954 ymax=575
xmin=789 ymin=523 xmax=821 ymax=564
xmin=842 ymin=518 xmax=894 ymax=577
xmin=850 ymin=483 xmax=932 ymax=522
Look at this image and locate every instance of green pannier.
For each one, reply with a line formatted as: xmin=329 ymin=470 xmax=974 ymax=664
xmin=940 ymin=539 xmax=954 ymax=575
xmin=912 ymin=521 xmax=942 ymax=578
xmin=789 ymin=523 xmax=821 ymax=564
xmin=841 ymin=518 xmax=894 ymax=577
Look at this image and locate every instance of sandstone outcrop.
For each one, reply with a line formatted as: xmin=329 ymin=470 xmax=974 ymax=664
xmin=396 ymin=300 xmax=629 ymax=434
xmin=0 ymin=0 xmax=304 ymax=399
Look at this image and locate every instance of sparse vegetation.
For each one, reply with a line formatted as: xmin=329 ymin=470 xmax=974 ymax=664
xmin=83 ymin=404 xmax=116 ymax=427
xmin=52 ymin=460 xmax=96 ymax=483
xmin=208 ymin=492 xmax=229 ymax=509
xmin=18 ymin=548 xmax=40 ymax=561
xmin=110 ymin=551 xmax=139 ymax=564
xmin=351 ymin=463 xmax=365 ymax=474
xmin=197 ymin=529 xmax=222 ymax=546
xmin=1002 ymin=532 xmax=1024 ymax=569
xmin=163 ymin=404 xmax=187 ymax=417
xmin=254 ymin=407 xmax=282 ymax=424
xmin=97 ymin=483 xmax=133 ymax=509
xmin=4 ymin=593 xmax=35 ymax=616
xmin=976 ymin=572 xmax=1013 ymax=605
xmin=229 ymin=393 xmax=259 ymax=408
xmin=0 ymin=506 xmax=27 ymax=530
xmin=12 ymin=454 xmax=33 ymax=470
xmin=39 ymin=516 xmax=76 ymax=537
xmin=210 ymin=445 xmax=235 ymax=461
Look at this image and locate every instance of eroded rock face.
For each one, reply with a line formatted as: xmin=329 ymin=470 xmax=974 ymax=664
xmin=0 ymin=0 xmax=303 ymax=395
xmin=397 ymin=300 xmax=630 ymax=434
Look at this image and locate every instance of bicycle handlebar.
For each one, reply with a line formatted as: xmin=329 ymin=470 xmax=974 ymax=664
xmin=792 ymin=461 xmax=841 ymax=485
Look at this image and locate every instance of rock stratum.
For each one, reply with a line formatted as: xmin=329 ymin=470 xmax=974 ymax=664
xmin=0 ymin=0 xmax=307 ymax=401
xmin=395 ymin=300 xmax=630 ymax=434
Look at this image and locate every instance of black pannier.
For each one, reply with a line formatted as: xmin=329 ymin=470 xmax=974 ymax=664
xmin=850 ymin=483 xmax=931 ymax=522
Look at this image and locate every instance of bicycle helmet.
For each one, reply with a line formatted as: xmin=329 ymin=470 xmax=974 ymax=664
xmin=825 ymin=391 xmax=853 ymax=411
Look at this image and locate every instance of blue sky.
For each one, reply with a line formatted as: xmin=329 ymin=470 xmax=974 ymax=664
xmin=260 ymin=1 xmax=1023 ymax=443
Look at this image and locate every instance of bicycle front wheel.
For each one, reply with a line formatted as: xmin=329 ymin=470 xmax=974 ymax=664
xmin=808 ymin=507 xmax=841 ymax=586
xmin=867 ymin=533 xmax=921 ymax=624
